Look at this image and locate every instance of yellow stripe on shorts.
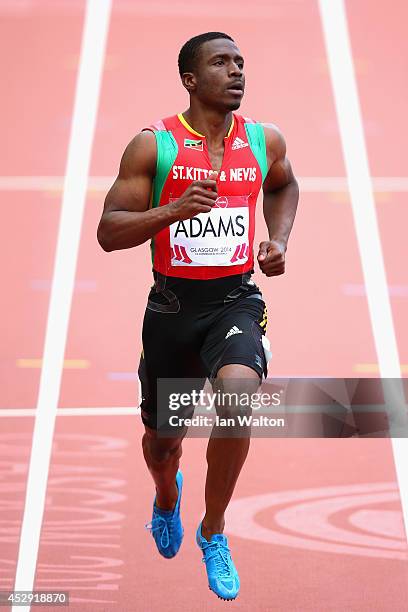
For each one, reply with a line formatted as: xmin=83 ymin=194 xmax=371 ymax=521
xmin=259 ymin=305 xmax=268 ymax=330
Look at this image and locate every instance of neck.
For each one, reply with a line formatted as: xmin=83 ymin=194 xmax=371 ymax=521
xmin=182 ymin=102 xmax=233 ymax=146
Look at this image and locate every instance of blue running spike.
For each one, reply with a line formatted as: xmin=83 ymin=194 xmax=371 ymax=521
xmin=145 ymin=470 xmax=184 ymax=559
xmin=196 ymin=522 xmax=240 ymax=600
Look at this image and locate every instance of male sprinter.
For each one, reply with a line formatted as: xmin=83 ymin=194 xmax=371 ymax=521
xmin=97 ymin=32 xmax=299 ymax=600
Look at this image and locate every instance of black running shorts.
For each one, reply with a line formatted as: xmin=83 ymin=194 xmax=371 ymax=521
xmin=138 ymin=270 xmax=268 ymax=430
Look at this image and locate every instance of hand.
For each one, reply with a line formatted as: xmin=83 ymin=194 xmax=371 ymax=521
xmin=170 ymin=171 xmax=218 ymax=221
xmin=257 ymin=240 xmax=286 ymax=276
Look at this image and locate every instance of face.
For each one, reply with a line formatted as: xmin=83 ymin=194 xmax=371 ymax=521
xmin=183 ymin=38 xmax=245 ymax=111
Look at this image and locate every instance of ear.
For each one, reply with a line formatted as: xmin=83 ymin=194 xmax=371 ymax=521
xmin=181 ymin=72 xmax=197 ymax=93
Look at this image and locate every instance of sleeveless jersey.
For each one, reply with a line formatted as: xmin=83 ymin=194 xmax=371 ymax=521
xmin=143 ymin=112 xmax=268 ymax=280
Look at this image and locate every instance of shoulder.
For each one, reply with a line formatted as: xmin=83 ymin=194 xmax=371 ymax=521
xmin=239 ymin=116 xmax=286 ymax=161
xmin=118 ymin=113 xmax=182 ymax=179
xmin=118 ymin=129 xmax=157 ymax=179
xmin=261 ymin=122 xmax=286 ymax=161
xmin=144 ymin=114 xmax=179 ymax=132
xmin=122 ymin=113 xmax=179 ymax=161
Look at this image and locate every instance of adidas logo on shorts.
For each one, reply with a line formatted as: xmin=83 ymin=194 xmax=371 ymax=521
xmin=232 ymin=136 xmax=249 ymax=150
xmin=225 ymin=325 xmax=243 ymax=339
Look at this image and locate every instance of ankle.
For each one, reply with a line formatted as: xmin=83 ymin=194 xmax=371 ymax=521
xmin=201 ymin=516 xmax=225 ymax=540
xmin=155 ymin=482 xmax=178 ymax=511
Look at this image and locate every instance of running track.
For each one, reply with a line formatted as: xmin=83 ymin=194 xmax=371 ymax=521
xmin=1 ymin=0 xmax=408 ymax=610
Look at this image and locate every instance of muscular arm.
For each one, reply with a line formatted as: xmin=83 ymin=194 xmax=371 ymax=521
xmin=262 ymin=123 xmax=299 ymax=247
xmin=97 ymin=130 xmax=218 ymax=252
xmin=97 ymin=130 xmax=179 ymax=252
xmin=257 ymin=124 xmax=299 ymax=276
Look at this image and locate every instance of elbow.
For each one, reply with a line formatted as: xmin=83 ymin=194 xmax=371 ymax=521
xmin=289 ymin=175 xmax=299 ymax=191
xmin=286 ymin=176 xmax=299 ymax=200
xmin=97 ymin=220 xmax=114 ymax=252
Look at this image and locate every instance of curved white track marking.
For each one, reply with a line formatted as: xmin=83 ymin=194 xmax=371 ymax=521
xmin=274 ymin=492 xmax=404 ymax=549
xmin=225 ymin=483 xmax=408 ymax=560
xmin=349 ymin=510 xmax=404 ymax=539
xmin=12 ymin=2 xmax=112 ymax=610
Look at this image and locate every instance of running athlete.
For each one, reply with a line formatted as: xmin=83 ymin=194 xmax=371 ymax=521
xmin=97 ymin=32 xmax=299 ymax=601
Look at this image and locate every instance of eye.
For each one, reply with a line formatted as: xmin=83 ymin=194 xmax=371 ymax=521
xmin=214 ymin=60 xmax=224 ymax=66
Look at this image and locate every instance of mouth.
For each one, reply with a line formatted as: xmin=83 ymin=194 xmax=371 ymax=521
xmin=226 ymin=86 xmax=244 ymax=96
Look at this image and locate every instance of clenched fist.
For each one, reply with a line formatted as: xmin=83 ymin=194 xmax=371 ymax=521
xmin=169 ymin=171 xmax=218 ymax=221
xmin=257 ymin=240 xmax=286 ymax=276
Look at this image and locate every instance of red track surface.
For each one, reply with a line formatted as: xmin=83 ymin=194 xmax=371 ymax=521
xmin=1 ymin=1 xmax=407 ymax=609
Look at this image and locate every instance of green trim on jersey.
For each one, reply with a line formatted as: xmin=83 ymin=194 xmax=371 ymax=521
xmin=150 ymin=130 xmax=178 ymax=264
xmin=244 ymin=122 xmax=268 ymax=183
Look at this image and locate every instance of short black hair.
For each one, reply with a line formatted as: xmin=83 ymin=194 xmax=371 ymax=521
xmin=178 ymin=32 xmax=234 ymax=77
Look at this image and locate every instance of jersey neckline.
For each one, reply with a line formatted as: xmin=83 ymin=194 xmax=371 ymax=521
xmin=177 ymin=112 xmax=235 ymax=140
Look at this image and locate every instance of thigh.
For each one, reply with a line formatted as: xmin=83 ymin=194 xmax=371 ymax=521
xmin=200 ymin=294 xmax=269 ymax=383
xmin=138 ymin=300 xmax=208 ymax=431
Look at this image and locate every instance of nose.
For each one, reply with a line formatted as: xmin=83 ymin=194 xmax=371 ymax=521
xmin=228 ymin=61 xmax=243 ymax=77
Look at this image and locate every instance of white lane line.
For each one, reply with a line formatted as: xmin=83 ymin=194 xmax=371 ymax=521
xmin=0 ymin=407 xmax=140 ymax=417
xmin=12 ymin=1 xmax=112 ymax=609
xmin=1 ymin=175 xmax=408 ymax=191
xmin=318 ymin=0 xmax=408 ymax=541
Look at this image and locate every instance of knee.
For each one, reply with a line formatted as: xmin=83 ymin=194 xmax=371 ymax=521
xmin=213 ymin=371 xmax=260 ymax=420
xmin=142 ymin=432 xmax=183 ymax=465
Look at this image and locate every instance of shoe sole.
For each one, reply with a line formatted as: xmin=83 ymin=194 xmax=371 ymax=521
xmin=208 ymin=585 xmax=238 ymax=601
